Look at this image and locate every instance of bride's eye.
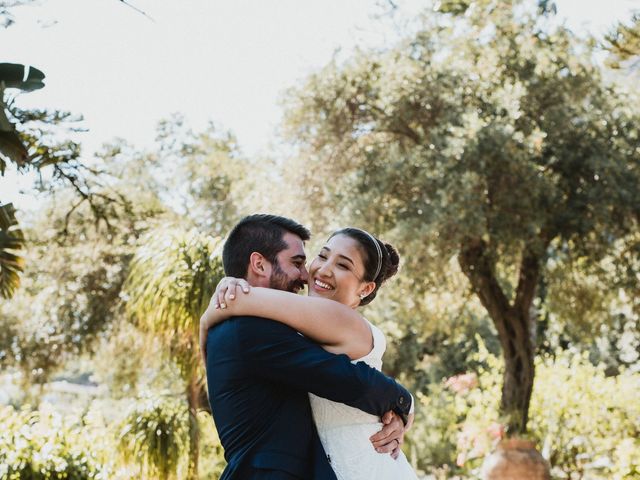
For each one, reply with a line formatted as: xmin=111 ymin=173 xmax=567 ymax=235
xmin=318 ymin=253 xmax=327 ymax=260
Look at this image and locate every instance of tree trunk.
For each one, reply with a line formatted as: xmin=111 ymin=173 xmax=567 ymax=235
xmin=459 ymin=239 xmax=540 ymax=435
xmin=186 ymin=375 xmax=200 ymax=480
xmin=499 ymin=309 xmax=535 ymax=433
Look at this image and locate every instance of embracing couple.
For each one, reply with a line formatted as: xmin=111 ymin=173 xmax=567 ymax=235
xmin=199 ymin=214 xmax=418 ymax=479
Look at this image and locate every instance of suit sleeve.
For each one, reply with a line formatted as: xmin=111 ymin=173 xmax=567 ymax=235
xmin=237 ymin=316 xmax=412 ymax=421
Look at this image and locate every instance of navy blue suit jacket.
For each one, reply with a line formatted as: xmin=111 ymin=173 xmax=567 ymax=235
xmin=206 ymin=315 xmax=412 ymax=480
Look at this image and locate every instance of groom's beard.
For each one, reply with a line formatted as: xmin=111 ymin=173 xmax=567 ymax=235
xmin=269 ymin=263 xmax=305 ymax=294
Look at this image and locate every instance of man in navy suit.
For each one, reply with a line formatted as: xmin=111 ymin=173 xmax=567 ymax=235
xmin=205 ymin=214 xmax=413 ymax=479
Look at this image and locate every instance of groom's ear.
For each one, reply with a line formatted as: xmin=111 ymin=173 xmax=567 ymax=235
xmin=248 ymin=252 xmax=271 ymax=279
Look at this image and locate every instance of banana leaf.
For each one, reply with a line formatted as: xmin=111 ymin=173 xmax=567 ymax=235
xmin=0 ymin=202 xmax=25 ymax=299
xmin=0 ymin=63 xmax=45 ymax=91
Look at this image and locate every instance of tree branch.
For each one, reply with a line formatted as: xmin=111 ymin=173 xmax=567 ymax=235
xmin=458 ymin=238 xmax=511 ymax=321
xmin=118 ymin=0 xmax=155 ymax=22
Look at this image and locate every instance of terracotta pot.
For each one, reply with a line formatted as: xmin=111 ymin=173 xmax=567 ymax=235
xmin=482 ymin=439 xmax=551 ymax=480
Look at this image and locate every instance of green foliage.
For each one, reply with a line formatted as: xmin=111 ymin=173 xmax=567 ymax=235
xmin=196 ymin=411 xmax=226 ymax=479
xmin=0 ymin=63 xmax=46 ymax=169
xmin=117 ymin=396 xmax=190 ymax=480
xmin=0 ymin=230 xmax=131 ymax=385
xmin=540 ymin=238 xmax=640 ymax=372
xmin=283 ymin=0 xmax=640 ymax=432
xmin=124 ymin=226 xmax=225 ymax=478
xmin=410 ymin=341 xmax=640 ymax=478
xmin=0 ymin=202 xmax=25 ymax=298
xmin=0 ymin=139 xmax=169 ymax=384
xmin=2 ymin=3 xmax=639 ymax=478
xmin=125 ymin=227 xmax=224 ymax=373
xmin=0 ymin=63 xmax=44 ymax=92
xmin=0 ymin=80 xmax=127 ymax=301
xmin=0 ymin=396 xmax=229 ymax=480
xmin=284 ymin=2 xmax=640 ymax=277
xmin=0 ymin=405 xmax=105 ymax=479
xmin=369 ymin=275 xmax=501 ymax=389
xmin=89 ymin=323 xmax=177 ymax=399
xmin=2 ymin=99 xmax=83 ymax=175
xmin=405 ymin=387 xmax=460 ymax=472
xmin=2 ymin=123 xmax=237 ymax=477
xmin=529 ymin=352 xmax=640 ymax=479
xmin=605 ymin=13 xmax=640 ymax=69
xmin=154 ymin=115 xmax=254 ymax=236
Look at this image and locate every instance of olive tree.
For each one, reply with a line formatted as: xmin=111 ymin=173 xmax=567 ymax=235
xmin=282 ymin=0 xmax=640 ymax=434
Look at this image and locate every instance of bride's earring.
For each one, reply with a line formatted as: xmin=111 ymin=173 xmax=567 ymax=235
xmin=359 ymin=293 xmax=367 ymax=299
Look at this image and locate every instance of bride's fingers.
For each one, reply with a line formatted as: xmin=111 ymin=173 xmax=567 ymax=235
xmin=224 ymin=286 xmax=237 ymax=305
xmin=229 ymin=279 xmax=250 ymax=299
xmin=215 ymin=286 xmax=226 ymax=309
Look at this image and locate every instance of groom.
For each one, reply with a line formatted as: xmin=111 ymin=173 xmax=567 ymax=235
xmin=204 ymin=214 xmax=413 ymax=479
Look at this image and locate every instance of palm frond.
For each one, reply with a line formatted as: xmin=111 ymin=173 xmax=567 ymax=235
xmin=124 ymin=227 xmax=224 ymax=346
xmin=0 ymin=202 xmax=25 ymax=299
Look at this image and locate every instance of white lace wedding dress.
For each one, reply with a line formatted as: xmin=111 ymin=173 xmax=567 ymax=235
xmin=309 ymin=321 xmax=418 ymax=479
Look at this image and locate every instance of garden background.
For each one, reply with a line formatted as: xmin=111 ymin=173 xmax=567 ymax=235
xmin=1 ymin=1 xmax=639 ymax=478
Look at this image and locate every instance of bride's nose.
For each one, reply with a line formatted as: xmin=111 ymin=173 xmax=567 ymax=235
xmin=316 ymin=260 xmax=333 ymax=277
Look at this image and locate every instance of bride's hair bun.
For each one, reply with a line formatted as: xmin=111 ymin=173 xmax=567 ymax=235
xmin=380 ymin=242 xmax=400 ymax=283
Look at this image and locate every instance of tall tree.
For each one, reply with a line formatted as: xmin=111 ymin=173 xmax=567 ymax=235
xmin=124 ymin=228 xmax=224 ymax=480
xmin=282 ymin=0 xmax=640 ymax=434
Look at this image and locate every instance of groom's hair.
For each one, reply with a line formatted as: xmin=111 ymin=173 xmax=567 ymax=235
xmin=222 ymin=214 xmax=311 ymax=278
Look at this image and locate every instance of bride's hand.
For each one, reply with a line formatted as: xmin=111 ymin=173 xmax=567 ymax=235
xmin=200 ymin=277 xmax=250 ymax=365
xmin=211 ymin=276 xmax=250 ymax=309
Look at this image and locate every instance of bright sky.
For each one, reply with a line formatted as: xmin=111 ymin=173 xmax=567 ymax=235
xmin=1 ymin=0 xmax=638 ymax=209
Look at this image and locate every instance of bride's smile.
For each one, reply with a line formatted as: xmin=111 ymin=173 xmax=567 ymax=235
xmin=308 ymin=234 xmax=376 ymax=308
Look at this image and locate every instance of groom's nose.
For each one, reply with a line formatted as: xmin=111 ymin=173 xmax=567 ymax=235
xmin=299 ymin=265 xmax=309 ymax=283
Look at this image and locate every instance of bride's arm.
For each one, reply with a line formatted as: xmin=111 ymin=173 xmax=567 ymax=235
xmin=201 ymin=288 xmax=373 ymax=360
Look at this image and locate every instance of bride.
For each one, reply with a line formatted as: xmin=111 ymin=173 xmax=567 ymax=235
xmin=200 ymin=227 xmax=418 ymax=479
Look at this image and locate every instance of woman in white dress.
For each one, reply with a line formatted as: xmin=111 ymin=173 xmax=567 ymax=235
xmin=200 ymin=227 xmax=418 ymax=480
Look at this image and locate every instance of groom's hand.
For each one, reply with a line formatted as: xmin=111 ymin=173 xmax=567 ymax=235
xmin=369 ymin=411 xmax=405 ymax=459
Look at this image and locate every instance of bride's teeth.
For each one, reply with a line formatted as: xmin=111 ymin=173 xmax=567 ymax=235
xmin=315 ymin=279 xmax=332 ymax=290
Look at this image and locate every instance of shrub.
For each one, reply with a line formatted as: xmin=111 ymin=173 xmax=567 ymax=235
xmin=529 ymin=352 xmax=640 ymax=479
xmin=116 ymin=395 xmax=189 ymax=480
xmin=404 ymin=387 xmax=460 ymax=473
xmin=406 ymin=339 xmax=640 ymax=479
xmin=0 ymin=405 xmax=105 ymax=479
